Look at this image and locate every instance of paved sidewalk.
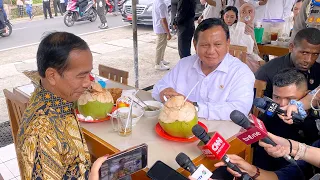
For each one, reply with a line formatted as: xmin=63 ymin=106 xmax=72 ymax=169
xmin=0 ymin=25 xmax=196 ymax=123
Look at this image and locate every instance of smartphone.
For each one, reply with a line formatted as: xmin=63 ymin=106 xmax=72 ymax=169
xmin=99 ymin=143 xmax=148 ymax=180
xmin=147 ymin=160 xmax=188 ymax=180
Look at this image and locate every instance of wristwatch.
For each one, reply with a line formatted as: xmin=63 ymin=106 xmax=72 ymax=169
xmin=192 ymin=102 xmax=199 ymax=112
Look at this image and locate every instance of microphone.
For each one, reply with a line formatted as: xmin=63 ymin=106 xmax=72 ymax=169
xmin=192 ymin=125 xmax=253 ymax=180
xmin=253 ymin=97 xmax=304 ymax=123
xmin=230 ymin=110 xmax=297 ymax=165
xmin=176 ymin=152 xmax=213 ymax=180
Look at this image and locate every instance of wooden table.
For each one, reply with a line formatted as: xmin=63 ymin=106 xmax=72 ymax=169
xmin=14 ymin=79 xmax=252 ymax=179
xmin=258 ymin=44 xmax=289 ymax=57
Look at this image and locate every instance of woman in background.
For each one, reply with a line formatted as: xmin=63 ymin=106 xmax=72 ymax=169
xmin=229 ymin=2 xmax=263 ymax=72
xmin=220 ymin=6 xmax=238 ymax=27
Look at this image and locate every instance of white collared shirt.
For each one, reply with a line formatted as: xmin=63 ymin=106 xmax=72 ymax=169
xmin=152 ymin=54 xmax=255 ymax=120
xmin=264 ymin=0 xmax=296 ymax=19
xmin=152 ymin=0 xmax=169 ymax=34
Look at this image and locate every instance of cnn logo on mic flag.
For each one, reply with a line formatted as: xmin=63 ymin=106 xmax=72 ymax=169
xmin=198 ymin=132 xmax=230 ymax=160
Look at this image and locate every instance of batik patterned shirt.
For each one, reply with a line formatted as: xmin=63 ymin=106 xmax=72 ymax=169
xmin=17 ymin=85 xmax=91 ymax=180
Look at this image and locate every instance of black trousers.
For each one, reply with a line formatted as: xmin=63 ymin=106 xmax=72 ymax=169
xmin=53 ymin=0 xmax=62 ymax=15
xmin=43 ymin=1 xmax=53 ymax=18
xmin=79 ymin=1 xmax=88 ymax=15
xmin=60 ymin=3 xmax=66 ymax=13
xmin=96 ymin=0 xmax=107 ymax=23
xmin=170 ymin=0 xmax=178 ymax=28
xmin=177 ymin=19 xmax=195 ymax=58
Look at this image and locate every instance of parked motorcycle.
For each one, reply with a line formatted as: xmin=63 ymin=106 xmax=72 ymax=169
xmin=105 ymin=0 xmax=127 ymax=14
xmin=0 ymin=20 xmax=12 ymax=37
xmin=64 ymin=0 xmax=97 ymax=27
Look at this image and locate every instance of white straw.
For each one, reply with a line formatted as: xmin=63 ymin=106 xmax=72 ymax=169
xmin=124 ymin=90 xmax=138 ymax=134
xmin=184 ymin=81 xmax=200 ymax=104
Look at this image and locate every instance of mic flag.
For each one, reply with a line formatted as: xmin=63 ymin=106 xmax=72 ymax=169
xmin=236 ymin=114 xmax=268 ymax=145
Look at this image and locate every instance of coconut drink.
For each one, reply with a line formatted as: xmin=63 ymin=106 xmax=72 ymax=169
xmin=77 ymin=82 xmax=114 ymax=119
xmin=159 ymin=96 xmax=198 ymax=138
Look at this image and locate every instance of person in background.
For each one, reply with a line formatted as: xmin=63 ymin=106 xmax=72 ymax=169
xmin=220 ymin=6 xmax=238 ymax=27
xmin=96 ymin=0 xmax=108 ymax=29
xmin=198 ymin=0 xmax=226 ymax=23
xmin=152 ymin=18 xmax=255 ymax=120
xmin=170 ymin=0 xmax=178 ymax=34
xmin=263 ymin=0 xmax=296 ymax=20
xmin=174 ymin=0 xmax=196 ymax=58
xmin=53 ymin=0 xmax=62 ymax=16
xmin=17 ymin=0 xmax=24 ymax=18
xmin=253 ymin=68 xmax=320 ymax=172
xmin=255 ymin=28 xmax=320 ymax=98
xmin=42 ymin=0 xmax=53 ymax=19
xmin=290 ymin=0 xmax=303 ymax=29
xmin=25 ymin=0 xmax=34 ymax=20
xmin=291 ymin=0 xmax=320 ymax=63
xmin=77 ymin=0 xmax=88 ymax=16
xmin=226 ymin=0 xmax=243 ymax=10
xmin=0 ymin=0 xmax=7 ymax=33
xmin=229 ymin=2 xmax=263 ymax=72
xmin=152 ymin=0 xmax=171 ymax=71
xmin=60 ymin=0 xmax=66 ymax=14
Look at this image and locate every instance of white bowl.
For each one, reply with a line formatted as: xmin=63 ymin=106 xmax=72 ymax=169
xmin=143 ymin=100 xmax=163 ymax=117
xmin=112 ymin=107 xmax=144 ymax=126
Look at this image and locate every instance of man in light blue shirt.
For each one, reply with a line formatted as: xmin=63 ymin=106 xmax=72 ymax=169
xmin=152 ymin=18 xmax=255 ymax=120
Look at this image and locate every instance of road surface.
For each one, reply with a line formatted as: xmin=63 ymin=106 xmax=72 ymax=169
xmin=0 ymin=14 xmax=129 ymax=51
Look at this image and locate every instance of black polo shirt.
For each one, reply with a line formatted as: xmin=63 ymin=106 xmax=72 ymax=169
xmin=255 ymin=53 xmax=320 ymax=98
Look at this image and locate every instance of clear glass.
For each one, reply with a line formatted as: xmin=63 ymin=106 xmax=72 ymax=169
xmin=111 ymin=109 xmax=133 ymax=136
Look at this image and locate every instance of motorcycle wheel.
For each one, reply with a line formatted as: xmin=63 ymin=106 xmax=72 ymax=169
xmin=0 ymin=22 xmax=12 ymax=37
xmin=64 ymin=13 xmax=75 ymax=27
xmin=89 ymin=8 xmax=97 ymax=22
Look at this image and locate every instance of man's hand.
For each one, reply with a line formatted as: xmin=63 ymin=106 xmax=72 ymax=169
xmin=214 ymin=154 xmax=257 ymax=177
xmin=278 ymin=105 xmax=298 ymax=124
xmin=89 ymin=155 xmax=109 ymax=180
xmin=258 ymin=133 xmax=290 ymax=158
xmin=159 ymin=88 xmax=183 ymax=102
xmin=167 ymin=33 xmax=172 ymax=40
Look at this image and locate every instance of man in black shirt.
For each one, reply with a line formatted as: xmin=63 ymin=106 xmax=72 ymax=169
xmin=175 ymin=0 xmax=196 ymax=58
xmin=253 ymin=69 xmax=320 ymax=171
xmin=255 ymin=28 xmax=320 ymax=98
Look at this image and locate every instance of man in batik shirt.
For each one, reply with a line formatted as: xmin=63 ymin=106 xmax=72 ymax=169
xmin=17 ymin=32 xmax=94 ymax=179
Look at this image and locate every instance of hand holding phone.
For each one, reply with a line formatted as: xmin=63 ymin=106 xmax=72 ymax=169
xmin=99 ymin=144 xmax=148 ymax=180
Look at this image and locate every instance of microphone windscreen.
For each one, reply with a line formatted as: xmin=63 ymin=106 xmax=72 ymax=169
xmin=230 ymin=110 xmax=251 ymax=129
xmin=175 ymin=152 xmax=190 ymax=168
xmin=253 ymin=98 xmax=267 ymax=109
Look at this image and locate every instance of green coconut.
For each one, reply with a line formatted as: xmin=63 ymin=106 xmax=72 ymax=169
xmin=77 ymin=82 xmax=114 ymax=119
xmin=159 ymin=96 xmax=198 ymax=138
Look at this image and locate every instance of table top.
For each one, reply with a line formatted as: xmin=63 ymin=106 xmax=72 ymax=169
xmin=258 ymin=44 xmax=289 ymax=57
xmin=15 ymin=79 xmax=241 ymax=169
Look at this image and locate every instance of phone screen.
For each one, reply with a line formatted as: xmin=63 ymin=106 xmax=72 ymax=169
xmin=147 ymin=161 xmax=188 ymax=180
xmin=100 ymin=144 xmax=148 ymax=180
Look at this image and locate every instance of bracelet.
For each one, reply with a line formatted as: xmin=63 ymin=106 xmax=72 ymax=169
xmin=251 ymin=166 xmax=260 ymax=179
xmin=294 ymin=143 xmax=307 ymax=160
xmin=289 ymin=100 xmax=307 ymax=119
xmin=287 ymin=139 xmax=292 ymax=154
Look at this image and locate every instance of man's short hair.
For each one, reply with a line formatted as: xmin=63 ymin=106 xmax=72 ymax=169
xmin=273 ymin=68 xmax=307 ymax=90
xmin=293 ymin=28 xmax=320 ymax=47
xmin=194 ymin=18 xmax=230 ymax=43
xmin=37 ymin=32 xmax=89 ymax=78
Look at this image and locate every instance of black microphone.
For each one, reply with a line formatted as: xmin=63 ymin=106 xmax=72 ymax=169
xmin=175 ymin=153 xmax=198 ymax=174
xmin=230 ymin=110 xmax=297 ymax=165
xmin=175 ymin=152 xmax=213 ymax=179
xmin=253 ymin=97 xmax=304 ymax=123
xmin=192 ymin=125 xmax=253 ymax=180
